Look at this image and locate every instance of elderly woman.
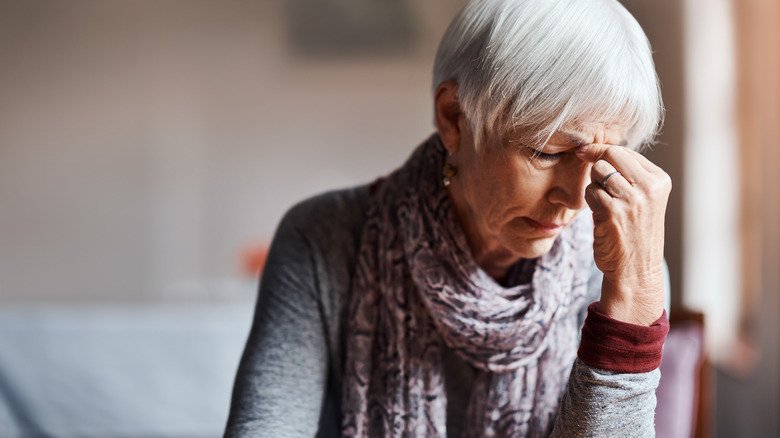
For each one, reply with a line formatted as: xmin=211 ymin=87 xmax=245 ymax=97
xmin=226 ymin=0 xmax=672 ymax=436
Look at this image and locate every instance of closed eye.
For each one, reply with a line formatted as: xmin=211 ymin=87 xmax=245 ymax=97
xmin=510 ymin=140 xmax=566 ymax=164
xmin=535 ymin=151 xmax=563 ymax=162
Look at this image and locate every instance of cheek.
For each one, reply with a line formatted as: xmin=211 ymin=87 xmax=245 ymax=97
xmin=478 ymin=163 xmax=550 ymax=222
xmin=460 ymin=154 xmax=558 ymax=226
xmin=516 ymin=174 xmax=552 ymax=200
xmin=498 ymin=162 xmax=553 ymax=207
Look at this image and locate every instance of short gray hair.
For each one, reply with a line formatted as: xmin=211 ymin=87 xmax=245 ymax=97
xmin=433 ymin=0 xmax=664 ymax=151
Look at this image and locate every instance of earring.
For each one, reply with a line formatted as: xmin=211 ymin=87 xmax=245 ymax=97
xmin=442 ymin=159 xmax=458 ymax=187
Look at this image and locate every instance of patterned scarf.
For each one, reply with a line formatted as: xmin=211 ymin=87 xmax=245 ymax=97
xmin=341 ymin=134 xmax=595 ymax=437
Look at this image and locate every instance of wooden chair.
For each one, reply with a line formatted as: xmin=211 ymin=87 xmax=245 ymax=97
xmin=655 ymin=309 xmax=710 ymax=437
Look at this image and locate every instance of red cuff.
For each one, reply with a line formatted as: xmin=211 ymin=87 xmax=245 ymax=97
xmin=577 ymin=301 xmax=670 ymax=373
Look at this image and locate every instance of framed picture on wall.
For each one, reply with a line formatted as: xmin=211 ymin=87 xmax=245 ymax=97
xmin=285 ymin=0 xmax=418 ymax=57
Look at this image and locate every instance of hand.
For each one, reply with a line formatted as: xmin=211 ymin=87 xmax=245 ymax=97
xmin=576 ymin=144 xmax=672 ymax=326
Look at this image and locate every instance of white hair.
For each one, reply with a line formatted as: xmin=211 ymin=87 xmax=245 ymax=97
xmin=432 ymin=0 xmax=664 ymax=151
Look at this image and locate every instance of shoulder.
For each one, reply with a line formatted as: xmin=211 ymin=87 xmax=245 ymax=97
xmin=267 ymin=183 xmax=372 ymax=328
xmin=275 ymin=183 xmax=372 ymax=255
xmin=228 ymin=187 xmax=372 ymax=437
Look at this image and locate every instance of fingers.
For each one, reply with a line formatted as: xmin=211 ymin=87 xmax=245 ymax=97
xmin=576 ymin=143 xmax=648 ymax=184
xmin=584 ymin=182 xmax=614 ymax=218
xmin=591 ymin=159 xmax=632 ymax=199
xmin=625 ymin=149 xmax=662 ymax=174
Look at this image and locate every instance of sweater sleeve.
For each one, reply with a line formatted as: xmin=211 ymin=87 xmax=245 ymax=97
xmin=550 ymin=263 xmax=671 ymax=437
xmin=224 ymin=202 xmax=329 ymax=437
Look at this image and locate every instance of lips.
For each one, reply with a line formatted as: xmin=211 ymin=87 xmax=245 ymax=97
xmin=522 ymin=217 xmax=565 ymax=231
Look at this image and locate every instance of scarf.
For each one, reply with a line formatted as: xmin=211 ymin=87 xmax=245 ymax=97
xmin=341 ymin=134 xmax=595 ymax=437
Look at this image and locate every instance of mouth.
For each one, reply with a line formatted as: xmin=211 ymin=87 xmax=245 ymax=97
xmin=522 ymin=217 xmax=566 ymax=233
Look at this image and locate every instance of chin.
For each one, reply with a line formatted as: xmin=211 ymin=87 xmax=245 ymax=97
xmin=499 ymin=217 xmax=564 ymax=259
xmin=506 ymin=235 xmax=558 ymax=259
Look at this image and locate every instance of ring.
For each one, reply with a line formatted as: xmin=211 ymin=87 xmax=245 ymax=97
xmin=600 ymin=171 xmax=621 ymax=191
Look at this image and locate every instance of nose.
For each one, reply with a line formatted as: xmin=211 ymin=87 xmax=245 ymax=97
xmin=546 ymin=158 xmax=591 ymax=210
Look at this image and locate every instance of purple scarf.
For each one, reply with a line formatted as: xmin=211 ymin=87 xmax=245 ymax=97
xmin=342 ymin=134 xmax=595 ymax=437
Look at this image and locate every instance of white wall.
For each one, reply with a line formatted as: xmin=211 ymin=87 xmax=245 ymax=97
xmin=0 ymin=0 xmax=464 ymax=302
xmin=681 ymin=0 xmax=740 ymax=364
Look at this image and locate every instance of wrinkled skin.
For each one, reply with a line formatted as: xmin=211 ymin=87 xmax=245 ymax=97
xmin=435 ymin=81 xmax=671 ymax=326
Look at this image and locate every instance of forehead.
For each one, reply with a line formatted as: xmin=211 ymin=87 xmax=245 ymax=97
xmin=549 ymin=122 xmax=629 ymax=147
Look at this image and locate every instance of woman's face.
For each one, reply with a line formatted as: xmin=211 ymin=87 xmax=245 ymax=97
xmin=447 ymin=121 xmax=629 ymax=261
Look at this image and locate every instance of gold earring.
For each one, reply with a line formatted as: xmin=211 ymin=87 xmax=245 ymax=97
xmin=442 ymin=161 xmax=458 ymax=187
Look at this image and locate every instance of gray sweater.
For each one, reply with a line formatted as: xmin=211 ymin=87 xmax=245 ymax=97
xmin=225 ymin=183 xmax=670 ymax=437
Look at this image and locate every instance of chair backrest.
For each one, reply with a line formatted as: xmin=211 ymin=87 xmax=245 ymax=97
xmin=655 ymin=310 xmax=709 ymax=438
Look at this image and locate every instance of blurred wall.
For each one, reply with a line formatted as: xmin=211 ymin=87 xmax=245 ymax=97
xmin=0 ymin=0 xmax=464 ymax=302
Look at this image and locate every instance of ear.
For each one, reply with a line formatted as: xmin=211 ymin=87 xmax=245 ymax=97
xmin=434 ymin=80 xmax=463 ymax=155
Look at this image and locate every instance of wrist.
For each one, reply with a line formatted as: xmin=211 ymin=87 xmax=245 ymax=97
xmin=599 ymin=275 xmax=665 ymax=326
xmin=597 ymin=299 xmax=664 ymax=326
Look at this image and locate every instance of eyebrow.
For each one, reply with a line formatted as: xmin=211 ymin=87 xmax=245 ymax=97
xmin=557 ymin=131 xmax=590 ymax=148
xmin=557 ymin=130 xmax=629 ymax=147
